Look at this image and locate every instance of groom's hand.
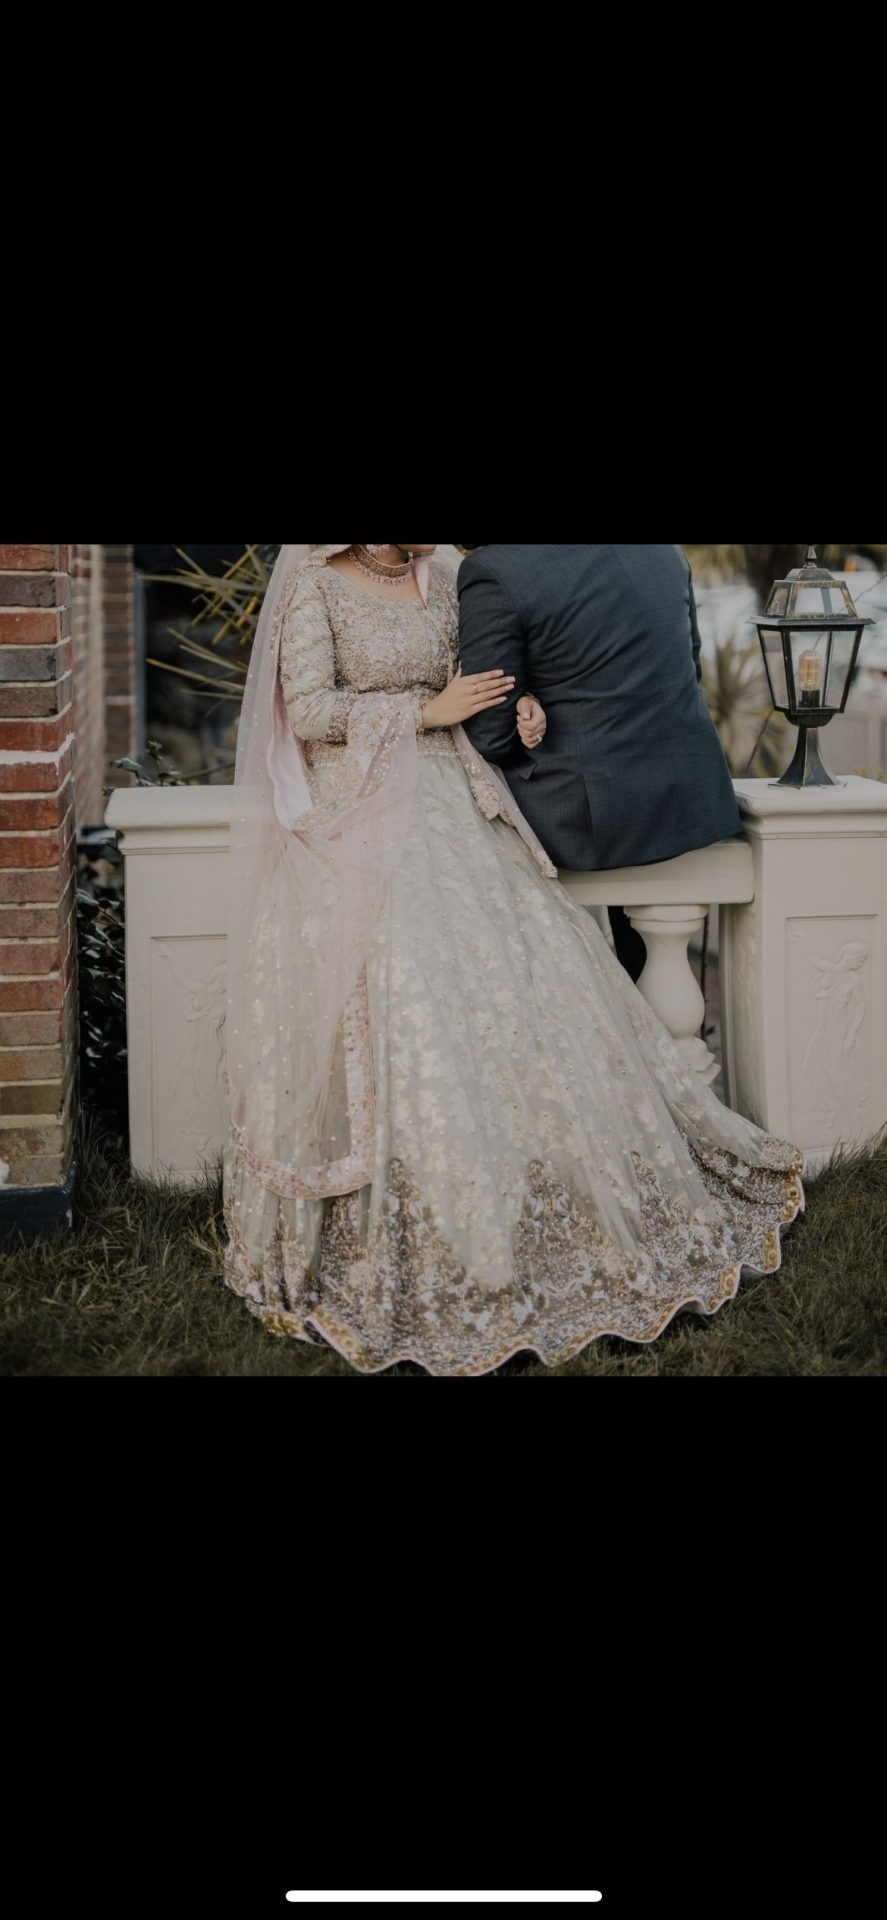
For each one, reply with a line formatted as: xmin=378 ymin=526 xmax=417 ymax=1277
xmin=517 ymin=696 xmax=547 ymax=750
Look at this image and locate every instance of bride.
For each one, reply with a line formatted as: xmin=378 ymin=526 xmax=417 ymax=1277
xmin=223 ymin=543 xmax=804 ymax=1376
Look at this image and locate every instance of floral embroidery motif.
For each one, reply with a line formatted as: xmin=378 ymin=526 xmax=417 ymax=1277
xmin=224 ymin=1149 xmax=805 ymax=1377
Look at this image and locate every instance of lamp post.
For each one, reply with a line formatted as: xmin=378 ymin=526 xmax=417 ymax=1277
xmin=755 ymin=546 xmax=872 ymax=788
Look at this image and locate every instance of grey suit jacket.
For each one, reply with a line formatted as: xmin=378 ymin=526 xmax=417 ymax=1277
xmin=458 ymin=544 xmax=741 ymax=871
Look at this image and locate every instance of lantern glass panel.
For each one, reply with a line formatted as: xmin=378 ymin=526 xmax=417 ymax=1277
xmin=767 ymin=586 xmax=791 ymax=616
xmin=794 ymin=586 xmax=832 ymax=616
xmin=825 ymin=628 xmax=860 ymax=707
xmin=760 ymin=628 xmax=790 ymax=709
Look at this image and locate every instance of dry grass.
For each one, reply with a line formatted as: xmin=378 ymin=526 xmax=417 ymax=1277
xmin=1 ymin=1123 xmax=885 ymax=1377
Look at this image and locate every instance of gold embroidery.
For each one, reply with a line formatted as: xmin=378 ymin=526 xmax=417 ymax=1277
xmin=306 ymin=731 xmax=459 ymax=767
xmin=224 ymin=1147 xmax=806 ymax=1377
xmin=327 ymin=690 xmax=358 ymax=742
xmin=313 ymin=565 xmax=454 ymax=708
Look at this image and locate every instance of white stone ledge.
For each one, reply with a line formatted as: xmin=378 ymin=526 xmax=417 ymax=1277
xmin=734 ymin=773 xmax=887 ymax=838
xmin=560 ymin=840 xmax=753 ymax=908
xmin=105 ymin=787 xmax=236 ymax=853
xmin=105 ymin=789 xmax=755 ymax=906
xmin=106 ymin=776 xmax=887 ymax=1178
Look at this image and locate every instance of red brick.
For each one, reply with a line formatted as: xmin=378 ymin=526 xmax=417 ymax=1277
xmin=0 ymin=1007 xmax=66 ymax=1045
xmin=2 ymin=1150 xmax=69 ymax=1187
xmin=0 ymin=1130 xmax=65 ymax=1163
xmin=0 ymin=976 xmax=65 ymax=1013
xmin=0 ymin=793 xmax=67 ymax=832
xmin=0 ymin=1085 xmax=76 ymax=1138
xmin=0 ymin=1044 xmax=64 ymax=1081
xmin=0 ymin=1110 xmax=73 ymax=1154
xmin=0 ymin=829 xmax=66 ymax=868
xmin=0 ymin=714 xmax=73 ymax=752
xmin=2 ymin=673 xmax=73 ymax=720
xmin=0 ymin=547 xmax=55 ymax=571
xmin=0 ymin=903 xmax=60 ymax=937
xmin=0 ymin=610 xmax=59 ymax=646
xmin=0 ymin=745 xmax=74 ymax=794
xmin=0 ymin=863 xmax=69 ymax=906
xmin=0 ymin=1081 xmax=63 ymax=1116
xmin=0 ymin=938 xmax=62 ymax=974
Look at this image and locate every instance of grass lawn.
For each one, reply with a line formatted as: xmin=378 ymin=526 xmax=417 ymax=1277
xmin=2 ymin=1123 xmax=886 ymax=1377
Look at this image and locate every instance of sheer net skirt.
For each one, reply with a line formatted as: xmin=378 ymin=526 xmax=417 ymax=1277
xmin=224 ymin=754 xmax=804 ymax=1376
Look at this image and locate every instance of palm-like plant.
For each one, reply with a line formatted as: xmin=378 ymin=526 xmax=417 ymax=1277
xmin=701 ymin=633 xmax=791 ymax=777
xmin=146 ymin=543 xmax=280 ymax=702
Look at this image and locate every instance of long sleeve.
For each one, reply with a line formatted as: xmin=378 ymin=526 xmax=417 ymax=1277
xmin=279 ymin=573 xmax=354 ymax=742
xmin=458 ymin=562 xmax=530 ymax=767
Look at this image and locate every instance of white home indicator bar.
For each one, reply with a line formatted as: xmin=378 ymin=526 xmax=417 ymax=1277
xmin=286 ymin=1897 xmax=604 ymax=1906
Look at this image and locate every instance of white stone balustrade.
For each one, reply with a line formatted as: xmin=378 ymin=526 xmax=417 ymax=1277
xmin=562 ymin=842 xmax=753 ymax=1085
xmin=106 ymin=776 xmax=887 ymax=1181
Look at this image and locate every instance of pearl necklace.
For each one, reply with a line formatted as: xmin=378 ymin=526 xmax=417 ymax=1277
xmin=351 ymin=545 xmax=415 ymax=582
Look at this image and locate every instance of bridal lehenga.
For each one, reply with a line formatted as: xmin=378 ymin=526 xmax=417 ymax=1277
xmin=223 ymin=548 xmax=804 ymax=1376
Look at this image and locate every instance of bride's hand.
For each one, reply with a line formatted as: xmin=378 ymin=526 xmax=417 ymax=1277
xmin=517 ymin=695 xmax=548 ymax=750
xmin=422 ymin=667 xmax=515 ymax=731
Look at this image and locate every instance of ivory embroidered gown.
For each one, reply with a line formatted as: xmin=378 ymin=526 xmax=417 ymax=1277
xmin=223 ymin=557 xmax=804 ymax=1375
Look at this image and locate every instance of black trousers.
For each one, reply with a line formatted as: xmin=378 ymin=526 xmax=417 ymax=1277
xmin=608 ymin=904 xmax=647 ymax=985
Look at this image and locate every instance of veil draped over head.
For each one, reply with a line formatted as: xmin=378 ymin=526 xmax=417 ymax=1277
xmin=226 ymin=544 xmax=558 ymax=1202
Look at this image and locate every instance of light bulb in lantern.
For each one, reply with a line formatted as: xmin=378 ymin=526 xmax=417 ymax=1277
xmin=798 ymin=651 xmax=822 ymax=706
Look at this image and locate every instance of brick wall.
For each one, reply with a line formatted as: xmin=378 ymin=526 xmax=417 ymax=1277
xmin=70 ymin=541 xmax=136 ymax=817
xmin=71 ymin=544 xmax=106 ymax=824
xmin=103 ymin=544 xmax=137 ymax=783
xmin=0 ymin=546 xmax=77 ymax=1214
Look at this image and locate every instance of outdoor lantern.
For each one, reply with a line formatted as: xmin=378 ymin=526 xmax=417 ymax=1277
xmin=756 ymin=545 xmax=872 ymax=788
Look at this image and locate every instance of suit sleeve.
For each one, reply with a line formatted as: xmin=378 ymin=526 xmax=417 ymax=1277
xmin=458 ymin=564 xmax=530 ymax=766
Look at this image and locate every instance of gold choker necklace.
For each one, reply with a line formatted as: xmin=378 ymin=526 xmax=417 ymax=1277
xmin=351 ymin=545 xmax=414 ymax=581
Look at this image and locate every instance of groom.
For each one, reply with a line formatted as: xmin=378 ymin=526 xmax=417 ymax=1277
xmin=456 ymin=545 xmax=742 ymax=982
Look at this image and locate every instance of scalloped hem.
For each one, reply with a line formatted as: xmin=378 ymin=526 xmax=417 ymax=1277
xmin=224 ymin=1165 xmax=806 ymax=1379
